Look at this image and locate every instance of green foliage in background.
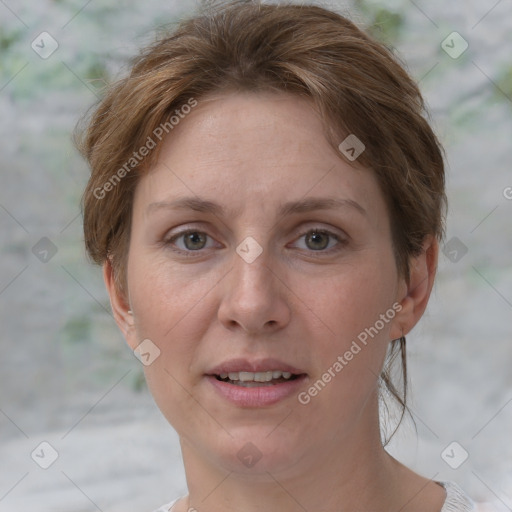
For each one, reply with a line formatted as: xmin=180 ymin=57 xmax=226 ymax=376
xmin=61 ymin=315 xmax=92 ymax=344
xmin=353 ymin=0 xmax=404 ymax=45
xmin=0 ymin=25 xmax=22 ymax=51
xmin=496 ymin=64 xmax=512 ymax=102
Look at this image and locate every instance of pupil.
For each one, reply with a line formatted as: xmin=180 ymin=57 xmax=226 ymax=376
xmin=308 ymin=231 xmax=328 ymax=250
xmin=185 ymin=232 xmax=206 ymax=250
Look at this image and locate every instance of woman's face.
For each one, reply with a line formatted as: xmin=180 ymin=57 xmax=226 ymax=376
xmin=116 ymin=91 xmax=413 ymax=475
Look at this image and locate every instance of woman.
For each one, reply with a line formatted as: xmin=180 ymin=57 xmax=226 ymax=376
xmin=76 ymin=1 xmax=495 ymax=511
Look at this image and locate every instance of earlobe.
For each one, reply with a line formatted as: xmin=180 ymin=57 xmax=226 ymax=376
xmin=103 ymin=259 xmax=135 ymax=342
xmin=389 ymin=236 xmax=438 ymax=340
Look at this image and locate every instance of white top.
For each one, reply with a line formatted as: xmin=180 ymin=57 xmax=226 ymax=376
xmin=151 ymin=480 xmax=507 ymax=512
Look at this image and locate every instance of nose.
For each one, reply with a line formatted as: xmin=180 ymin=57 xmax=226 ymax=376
xmin=217 ymin=245 xmax=291 ymax=335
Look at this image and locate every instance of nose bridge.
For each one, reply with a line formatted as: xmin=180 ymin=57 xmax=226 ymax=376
xmin=218 ymin=238 xmax=290 ymax=333
xmin=231 ymin=239 xmax=274 ymax=302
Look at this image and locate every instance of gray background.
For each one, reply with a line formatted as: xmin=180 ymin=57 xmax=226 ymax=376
xmin=0 ymin=0 xmax=511 ymax=510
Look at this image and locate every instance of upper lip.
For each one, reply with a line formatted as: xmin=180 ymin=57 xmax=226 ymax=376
xmin=207 ymin=358 xmax=306 ymax=375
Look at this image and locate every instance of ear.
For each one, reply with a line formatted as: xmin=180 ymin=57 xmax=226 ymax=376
xmin=103 ymin=258 xmax=137 ymax=349
xmin=389 ymin=235 xmax=438 ymax=340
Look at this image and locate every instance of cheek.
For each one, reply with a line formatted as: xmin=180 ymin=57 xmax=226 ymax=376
xmin=127 ymin=253 xmax=224 ymax=388
xmin=295 ymin=275 xmax=393 ymax=429
xmin=128 ymin=257 xmax=212 ymax=428
xmin=299 ymin=263 xmax=397 ymax=345
xmin=128 ymin=251 xmax=212 ymax=336
xmin=293 ymin=257 xmax=398 ymax=401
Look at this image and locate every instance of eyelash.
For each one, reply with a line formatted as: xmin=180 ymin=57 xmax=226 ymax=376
xmin=163 ymin=227 xmax=347 ymax=258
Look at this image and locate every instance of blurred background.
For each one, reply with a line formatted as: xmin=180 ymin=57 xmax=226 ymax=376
xmin=0 ymin=0 xmax=511 ymax=511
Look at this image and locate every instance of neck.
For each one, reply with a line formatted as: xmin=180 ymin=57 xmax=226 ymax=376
xmin=178 ymin=398 xmax=410 ymax=512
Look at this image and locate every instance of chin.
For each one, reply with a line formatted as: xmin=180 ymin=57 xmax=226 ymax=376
xmin=206 ymin=427 xmax=308 ymax=477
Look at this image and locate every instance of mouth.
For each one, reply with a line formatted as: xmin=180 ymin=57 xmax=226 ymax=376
xmin=213 ymin=370 xmax=304 ymax=387
xmin=205 ymin=358 xmax=308 ymax=406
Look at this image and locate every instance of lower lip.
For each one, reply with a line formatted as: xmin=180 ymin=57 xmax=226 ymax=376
xmin=206 ymin=375 xmax=307 ymax=407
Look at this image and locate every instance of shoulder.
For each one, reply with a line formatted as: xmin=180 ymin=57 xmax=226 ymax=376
xmin=438 ymin=480 xmax=475 ymax=511
xmin=438 ymin=481 xmax=508 ymax=512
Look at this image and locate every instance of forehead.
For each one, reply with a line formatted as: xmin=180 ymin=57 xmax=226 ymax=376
xmin=133 ymin=91 xmax=386 ymax=225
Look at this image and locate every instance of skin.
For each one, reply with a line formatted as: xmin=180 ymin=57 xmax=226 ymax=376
xmin=104 ymin=91 xmax=445 ymax=512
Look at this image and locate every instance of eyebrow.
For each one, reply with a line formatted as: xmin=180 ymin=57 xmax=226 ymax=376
xmin=147 ymin=196 xmax=366 ymax=218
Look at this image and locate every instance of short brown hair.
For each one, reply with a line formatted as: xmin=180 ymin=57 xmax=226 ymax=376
xmin=75 ymin=0 xmax=446 ymax=438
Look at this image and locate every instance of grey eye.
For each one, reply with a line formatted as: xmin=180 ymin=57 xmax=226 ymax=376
xmin=181 ymin=231 xmax=208 ymax=250
xmin=304 ymin=231 xmax=331 ymax=251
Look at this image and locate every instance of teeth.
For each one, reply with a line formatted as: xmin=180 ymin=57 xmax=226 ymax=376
xmin=220 ymin=370 xmax=295 ymax=382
